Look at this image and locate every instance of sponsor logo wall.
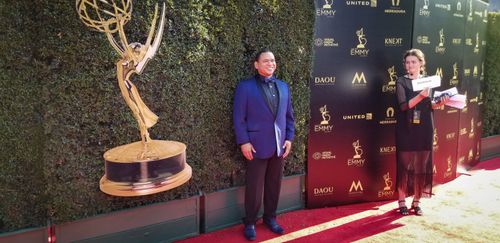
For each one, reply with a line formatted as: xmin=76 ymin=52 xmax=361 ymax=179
xmin=308 ymin=0 xmax=487 ymax=208
xmin=456 ymin=0 xmax=488 ymax=169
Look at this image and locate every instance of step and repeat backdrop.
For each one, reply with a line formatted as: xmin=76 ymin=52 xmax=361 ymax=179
xmin=308 ymin=0 xmax=488 ymax=208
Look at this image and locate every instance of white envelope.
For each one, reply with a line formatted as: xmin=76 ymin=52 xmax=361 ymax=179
xmin=412 ymin=75 xmax=441 ymax=91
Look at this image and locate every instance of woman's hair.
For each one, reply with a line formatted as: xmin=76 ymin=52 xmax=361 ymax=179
xmin=403 ymin=48 xmax=426 ymax=74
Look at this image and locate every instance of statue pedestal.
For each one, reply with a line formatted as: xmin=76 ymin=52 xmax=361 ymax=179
xmin=100 ymin=140 xmax=192 ymax=197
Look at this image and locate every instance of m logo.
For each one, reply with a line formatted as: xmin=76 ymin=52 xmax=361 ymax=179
xmin=349 ymin=180 xmax=364 ymax=192
xmin=352 ymin=72 xmax=367 ymax=84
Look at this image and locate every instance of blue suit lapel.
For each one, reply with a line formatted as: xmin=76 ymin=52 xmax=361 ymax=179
xmin=275 ymin=81 xmax=287 ymax=120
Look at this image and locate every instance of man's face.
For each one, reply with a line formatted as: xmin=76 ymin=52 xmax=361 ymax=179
xmin=254 ymin=52 xmax=276 ymax=78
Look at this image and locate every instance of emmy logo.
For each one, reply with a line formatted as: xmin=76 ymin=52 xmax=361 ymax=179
xmin=473 ymin=65 xmax=478 ymax=77
xmin=320 ymin=105 xmax=331 ymax=125
xmin=391 ymin=0 xmax=400 ymax=6
xmin=469 ymin=0 xmax=473 ymax=17
xmin=383 ymin=172 xmax=392 ymax=191
xmin=447 ymin=157 xmax=452 ymax=172
xmin=453 ymin=63 xmax=458 ymax=80
xmin=433 ymin=128 xmax=438 ymax=146
xmin=468 ymin=149 xmax=474 ymax=161
xmin=457 ymin=2 xmax=462 ymax=11
xmin=476 ymin=142 xmax=481 ymax=156
xmin=423 ymin=0 xmax=429 ymax=9
xmin=438 ymin=29 xmax=445 ymax=47
xmin=76 ymin=0 xmax=192 ymax=196
xmin=475 ymin=33 xmax=479 ymax=48
xmin=352 ymin=140 xmax=363 ymax=159
xmin=323 ymin=0 xmax=333 ymax=9
xmin=470 ymin=118 xmax=475 ymax=135
xmin=356 ymin=28 xmax=367 ymax=49
xmin=387 ymin=66 xmax=397 ymax=86
xmin=481 ymin=62 xmax=485 ymax=78
xmin=474 ymin=33 xmax=480 ymax=53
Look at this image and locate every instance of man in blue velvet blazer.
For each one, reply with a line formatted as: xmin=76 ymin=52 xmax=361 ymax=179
xmin=233 ymin=49 xmax=295 ymax=241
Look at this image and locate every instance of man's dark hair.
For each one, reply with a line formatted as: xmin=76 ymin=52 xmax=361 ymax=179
xmin=254 ymin=48 xmax=272 ymax=62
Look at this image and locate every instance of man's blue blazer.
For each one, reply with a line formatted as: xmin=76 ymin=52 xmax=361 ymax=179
xmin=233 ymin=76 xmax=295 ymax=159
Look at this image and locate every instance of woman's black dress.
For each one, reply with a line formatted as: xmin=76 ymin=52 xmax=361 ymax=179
xmin=395 ymin=76 xmax=434 ymax=198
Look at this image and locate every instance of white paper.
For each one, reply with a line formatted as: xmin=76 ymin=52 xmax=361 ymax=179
xmin=433 ymin=87 xmax=466 ymax=109
xmin=412 ymin=75 xmax=441 ymax=91
xmin=445 ymin=94 xmax=467 ymax=109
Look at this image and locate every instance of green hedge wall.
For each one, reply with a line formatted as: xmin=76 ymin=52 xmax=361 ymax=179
xmin=0 ymin=0 xmax=313 ymax=233
xmin=484 ymin=13 xmax=500 ymax=136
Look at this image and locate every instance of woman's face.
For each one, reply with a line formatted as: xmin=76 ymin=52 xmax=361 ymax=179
xmin=404 ymin=55 xmax=422 ymax=76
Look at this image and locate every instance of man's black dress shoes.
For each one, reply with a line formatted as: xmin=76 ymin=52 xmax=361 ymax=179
xmin=244 ymin=224 xmax=256 ymax=241
xmin=264 ymin=218 xmax=284 ymax=234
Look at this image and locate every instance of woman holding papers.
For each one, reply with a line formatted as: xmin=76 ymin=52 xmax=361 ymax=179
xmin=395 ymin=49 xmax=449 ymax=216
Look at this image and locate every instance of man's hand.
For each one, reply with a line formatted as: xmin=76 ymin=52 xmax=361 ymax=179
xmin=241 ymin=143 xmax=256 ymax=160
xmin=282 ymin=140 xmax=292 ymax=158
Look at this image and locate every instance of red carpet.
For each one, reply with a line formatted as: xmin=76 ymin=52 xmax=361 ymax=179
xmin=178 ymin=157 xmax=500 ymax=243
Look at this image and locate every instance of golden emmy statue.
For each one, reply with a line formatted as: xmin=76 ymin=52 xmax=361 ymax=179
xmin=76 ymin=0 xmax=191 ymax=196
xmin=356 ymin=28 xmax=367 ymax=49
xmin=352 ymin=140 xmax=363 ymax=159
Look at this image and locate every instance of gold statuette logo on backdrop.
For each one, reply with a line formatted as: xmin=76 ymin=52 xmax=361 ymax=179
xmin=433 ymin=128 xmax=439 ymax=151
xmin=317 ymin=0 xmax=336 ymax=17
xmin=315 ymin=105 xmax=333 ymax=133
xmin=382 ymin=66 xmax=396 ymax=93
xmin=476 ymin=141 xmax=481 ymax=159
xmin=419 ymin=0 xmax=431 ymax=16
xmin=474 ymin=33 xmax=480 ymax=53
xmin=435 ymin=29 xmax=446 ymax=54
xmin=347 ymin=140 xmax=365 ymax=166
xmin=423 ymin=0 xmax=429 ymax=9
xmin=444 ymin=156 xmax=453 ymax=178
xmin=469 ymin=118 xmax=475 ymax=138
xmin=76 ymin=0 xmax=191 ymax=196
xmin=323 ymin=0 xmax=333 ymax=9
xmin=378 ymin=172 xmax=394 ymax=198
xmin=468 ymin=0 xmax=473 ymax=21
xmin=450 ymin=62 xmax=459 ymax=86
xmin=320 ymin=105 xmax=331 ymax=125
xmin=350 ymin=28 xmax=369 ymax=57
xmin=481 ymin=62 xmax=485 ymax=80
